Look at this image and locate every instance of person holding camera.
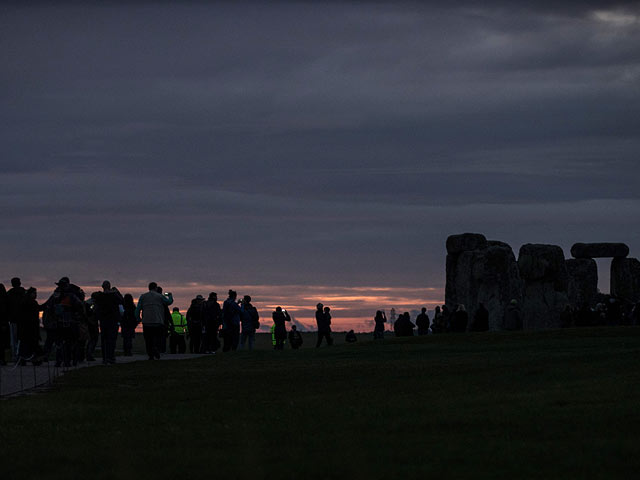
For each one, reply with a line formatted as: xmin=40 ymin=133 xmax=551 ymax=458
xmin=272 ymin=306 xmax=291 ymax=350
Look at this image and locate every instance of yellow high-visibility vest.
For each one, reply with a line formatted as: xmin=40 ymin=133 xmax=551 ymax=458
xmin=171 ymin=312 xmax=187 ymax=334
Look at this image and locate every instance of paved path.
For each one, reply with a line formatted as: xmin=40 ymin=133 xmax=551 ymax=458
xmin=0 ymin=353 xmax=210 ymax=398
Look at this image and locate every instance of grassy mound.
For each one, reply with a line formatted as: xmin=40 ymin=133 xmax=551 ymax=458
xmin=2 ymin=328 xmax=640 ymax=479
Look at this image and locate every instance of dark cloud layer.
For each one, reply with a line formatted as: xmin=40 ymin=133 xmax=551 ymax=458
xmin=1 ymin=2 xmax=639 ymax=326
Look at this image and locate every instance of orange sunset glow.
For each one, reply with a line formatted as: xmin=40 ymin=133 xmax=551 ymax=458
xmin=31 ymin=282 xmax=444 ymax=332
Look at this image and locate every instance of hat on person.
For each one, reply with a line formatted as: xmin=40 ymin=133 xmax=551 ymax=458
xmin=196 ymin=295 xmax=204 ymax=300
xmin=56 ymin=277 xmax=70 ymax=285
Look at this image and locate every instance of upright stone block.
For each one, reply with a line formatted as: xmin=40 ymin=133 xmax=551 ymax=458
xmin=445 ymin=234 xmax=521 ymax=331
xmin=518 ymin=244 xmax=569 ymax=329
xmin=611 ymin=257 xmax=640 ymax=303
xmin=566 ymin=258 xmax=598 ymax=308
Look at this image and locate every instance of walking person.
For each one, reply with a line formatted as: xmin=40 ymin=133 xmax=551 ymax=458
xmin=7 ymin=277 xmax=26 ymax=362
xmin=373 ymin=310 xmax=386 ymax=340
xmin=135 ymin=282 xmax=173 ymax=360
xmin=121 ymin=294 xmax=138 ymax=356
xmin=239 ymin=295 xmax=260 ymax=350
xmin=43 ymin=277 xmax=85 ymax=367
xmin=91 ymin=281 xmax=123 ymax=365
xmin=156 ymin=286 xmax=172 ymax=353
xmin=17 ymin=287 xmax=44 ymax=365
xmin=315 ymin=303 xmax=333 ymax=347
xmin=272 ymin=306 xmax=291 ymax=350
xmin=170 ymin=307 xmax=187 ymax=354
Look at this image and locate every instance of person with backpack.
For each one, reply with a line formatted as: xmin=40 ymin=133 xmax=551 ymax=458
xmin=43 ymin=277 xmax=85 ymax=367
xmin=239 ymin=295 xmax=260 ymax=350
xmin=187 ymin=295 xmax=205 ymax=353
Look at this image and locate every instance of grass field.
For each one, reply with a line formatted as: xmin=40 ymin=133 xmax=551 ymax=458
xmin=2 ymin=328 xmax=640 ymax=479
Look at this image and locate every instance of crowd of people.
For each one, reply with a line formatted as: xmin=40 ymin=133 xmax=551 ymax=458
xmin=2 ymin=276 xmax=640 ymax=367
xmin=0 ymin=277 xmax=346 ymax=366
xmin=379 ymin=296 xmax=640 ymax=337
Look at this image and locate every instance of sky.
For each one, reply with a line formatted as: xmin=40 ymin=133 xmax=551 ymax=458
xmin=1 ymin=1 xmax=639 ymax=330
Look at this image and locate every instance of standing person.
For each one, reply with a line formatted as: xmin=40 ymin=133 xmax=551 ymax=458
xmin=431 ymin=306 xmax=444 ymax=334
xmin=471 ymin=303 xmax=489 ymax=332
xmin=394 ymin=312 xmax=415 ymax=337
xmin=156 ymin=286 xmax=172 ymax=353
xmin=288 ymin=325 xmax=303 ymax=349
xmin=17 ymin=287 xmax=44 ymax=365
xmin=7 ymin=277 xmax=26 ymax=361
xmin=272 ymin=306 xmax=291 ymax=350
xmin=135 ymin=282 xmax=173 ymax=360
xmin=0 ymin=284 xmax=9 ymax=365
xmin=345 ymin=330 xmax=357 ymax=343
xmin=416 ymin=308 xmax=430 ymax=335
xmin=451 ymin=305 xmax=468 ymax=333
xmin=202 ymin=292 xmax=221 ymax=353
xmin=442 ymin=305 xmax=452 ymax=332
xmin=121 ymin=294 xmax=138 ymax=356
xmin=43 ymin=277 xmax=85 ymax=367
xmin=239 ymin=295 xmax=260 ymax=350
xmin=222 ymin=290 xmax=242 ymax=352
xmin=91 ymin=281 xmax=123 ymax=365
xmin=373 ymin=310 xmax=386 ymax=340
xmin=504 ymin=299 xmax=522 ymax=331
xmin=186 ymin=295 xmax=205 ymax=353
xmin=315 ymin=303 xmax=333 ymax=347
xmin=170 ymin=307 xmax=187 ymax=354
xmin=84 ymin=300 xmax=99 ymax=361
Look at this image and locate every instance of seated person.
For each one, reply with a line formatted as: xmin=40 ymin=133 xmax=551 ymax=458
xmin=345 ymin=329 xmax=357 ymax=343
xmin=288 ymin=325 xmax=303 ymax=349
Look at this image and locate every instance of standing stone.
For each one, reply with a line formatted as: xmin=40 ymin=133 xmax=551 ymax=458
xmin=566 ymin=258 xmax=598 ymax=308
xmin=446 ymin=233 xmax=488 ymax=255
xmin=518 ymin=244 xmax=569 ymax=329
xmin=571 ymin=243 xmax=629 ymax=259
xmin=445 ymin=234 xmax=488 ymax=313
xmin=611 ymin=257 xmax=640 ymax=303
xmin=476 ymin=243 xmax=523 ymax=330
xmin=445 ymin=234 xmax=521 ymax=330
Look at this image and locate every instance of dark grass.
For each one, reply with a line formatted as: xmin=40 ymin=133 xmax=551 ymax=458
xmin=2 ymin=328 xmax=640 ymax=479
